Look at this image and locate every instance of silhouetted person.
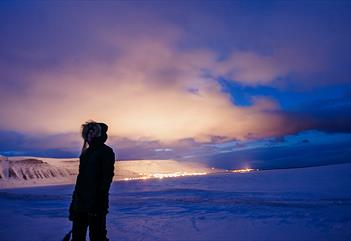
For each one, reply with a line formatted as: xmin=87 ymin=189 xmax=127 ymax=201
xmin=69 ymin=121 xmax=115 ymax=241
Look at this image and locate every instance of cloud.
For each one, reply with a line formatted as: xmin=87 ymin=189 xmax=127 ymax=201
xmin=202 ymin=141 xmax=351 ymax=170
xmin=1 ymin=34 xmax=304 ymax=142
xmin=0 ymin=130 xmax=81 ymax=157
xmin=0 ymin=2 xmax=350 ymax=147
xmin=213 ymin=48 xmax=327 ymax=86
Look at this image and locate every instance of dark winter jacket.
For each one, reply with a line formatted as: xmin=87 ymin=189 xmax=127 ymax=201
xmin=69 ymin=138 xmax=115 ymax=217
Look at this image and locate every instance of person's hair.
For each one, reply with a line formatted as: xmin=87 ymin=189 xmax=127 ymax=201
xmin=81 ymin=121 xmax=102 ymax=140
xmin=80 ymin=121 xmax=108 ymax=154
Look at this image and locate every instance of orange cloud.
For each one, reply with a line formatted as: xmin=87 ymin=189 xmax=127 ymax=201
xmin=0 ymin=29 xmax=311 ymax=143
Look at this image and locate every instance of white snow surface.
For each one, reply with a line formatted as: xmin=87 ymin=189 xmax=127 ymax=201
xmin=0 ymin=156 xmax=215 ymax=189
xmin=0 ymin=161 xmax=350 ymax=241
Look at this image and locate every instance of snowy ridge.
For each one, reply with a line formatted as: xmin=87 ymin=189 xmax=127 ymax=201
xmin=0 ymin=155 xmax=8 ymax=179
xmin=0 ymin=156 xmax=217 ymax=189
xmin=0 ymin=156 xmax=78 ymax=188
xmin=9 ymin=159 xmax=74 ymax=179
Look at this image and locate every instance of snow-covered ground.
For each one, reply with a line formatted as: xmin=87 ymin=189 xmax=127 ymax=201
xmin=0 ymin=156 xmax=215 ymax=188
xmin=0 ymin=161 xmax=350 ymax=241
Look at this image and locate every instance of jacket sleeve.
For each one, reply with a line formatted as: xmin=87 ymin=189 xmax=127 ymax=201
xmin=69 ymin=169 xmax=81 ymax=220
xmin=69 ymin=189 xmax=78 ymax=220
xmin=96 ymin=148 xmax=115 ymax=212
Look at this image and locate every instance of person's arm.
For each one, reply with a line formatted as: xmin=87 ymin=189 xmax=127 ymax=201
xmin=96 ymin=148 xmax=115 ymax=212
xmin=69 ymin=172 xmax=80 ymax=221
xmin=68 ymin=189 xmax=78 ymax=221
xmin=69 ymin=158 xmax=83 ymax=221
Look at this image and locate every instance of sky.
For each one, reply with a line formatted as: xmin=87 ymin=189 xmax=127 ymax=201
xmin=0 ymin=1 xmax=351 ymax=169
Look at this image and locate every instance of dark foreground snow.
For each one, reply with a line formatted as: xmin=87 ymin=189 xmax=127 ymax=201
xmin=0 ymin=163 xmax=350 ymax=241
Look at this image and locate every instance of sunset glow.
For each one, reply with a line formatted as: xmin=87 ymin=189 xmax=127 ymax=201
xmin=0 ymin=2 xmax=350 ymax=241
xmin=0 ymin=1 xmax=350 ymax=170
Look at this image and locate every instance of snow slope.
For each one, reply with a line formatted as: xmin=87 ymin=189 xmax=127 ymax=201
xmin=0 ymin=156 xmax=78 ymax=188
xmin=0 ymin=156 xmax=215 ymax=188
xmin=0 ymin=162 xmax=350 ymax=241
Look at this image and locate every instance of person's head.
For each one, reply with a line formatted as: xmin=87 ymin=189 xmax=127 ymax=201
xmin=81 ymin=121 xmax=108 ymax=145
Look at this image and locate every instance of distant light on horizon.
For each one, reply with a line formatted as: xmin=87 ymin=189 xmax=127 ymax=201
xmin=122 ymin=172 xmax=208 ymax=181
xmin=230 ymin=168 xmax=258 ymax=173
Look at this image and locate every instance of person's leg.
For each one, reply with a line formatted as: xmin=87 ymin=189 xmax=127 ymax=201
xmin=89 ymin=213 xmax=108 ymax=241
xmin=71 ymin=213 xmax=89 ymax=241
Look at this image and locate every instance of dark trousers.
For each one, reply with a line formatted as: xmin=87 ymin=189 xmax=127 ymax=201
xmin=71 ymin=212 xmax=108 ymax=241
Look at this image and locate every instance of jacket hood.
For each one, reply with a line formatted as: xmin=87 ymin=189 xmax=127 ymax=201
xmin=81 ymin=121 xmax=109 ymax=147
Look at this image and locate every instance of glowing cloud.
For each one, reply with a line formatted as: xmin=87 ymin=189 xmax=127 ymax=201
xmin=0 ymin=29 xmax=311 ymax=143
xmin=0 ymin=2 xmax=349 ymax=146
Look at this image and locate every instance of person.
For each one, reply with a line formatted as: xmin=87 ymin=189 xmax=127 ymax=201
xmin=69 ymin=121 xmax=116 ymax=241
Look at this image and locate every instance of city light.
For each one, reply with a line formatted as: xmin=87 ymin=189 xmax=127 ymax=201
xmin=122 ymin=172 xmax=208 ymax=181
xmin=230 ymin=168 xmax=258 ymax=173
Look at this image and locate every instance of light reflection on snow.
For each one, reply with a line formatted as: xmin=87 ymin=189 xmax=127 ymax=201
xmin=123 ymin=172 xmax=208 ymax=181
xmin=230 ymin=168 xmax=259 ymax=173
